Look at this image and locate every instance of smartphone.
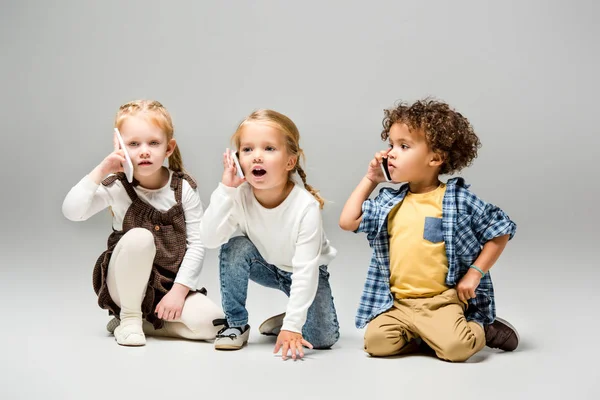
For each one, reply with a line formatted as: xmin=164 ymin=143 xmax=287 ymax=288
xmin=230 ymin=150 xmax=244 ymax=179
xmin=380 ymin=157 xmax=392 ymax=182
xmin=114 ymin=128 xmax=134 ymax=183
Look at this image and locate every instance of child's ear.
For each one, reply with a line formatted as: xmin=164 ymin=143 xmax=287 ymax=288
xmin=286 ymin=155 xmax=298 ymax=171
xmin=429 ymin=151 xmax=445 ymax=167
xmin=166 ymin=139 xmax=177 ymax=158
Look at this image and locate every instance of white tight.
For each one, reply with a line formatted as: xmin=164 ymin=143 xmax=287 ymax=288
xmin=106 ymin=228 xmax=224 ymax=340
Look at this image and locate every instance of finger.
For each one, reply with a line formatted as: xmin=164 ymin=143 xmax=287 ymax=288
xmin=174 ymin=308 xmax=181 ymax=321
xmin=156 ymin=305 xmax=163 ymax=319
xmin=457 ymin=290 xmax=466 ymax=303
xmin=112 ymin=153 xmax=126 ymax=164
xmin=374 ymin=152 xmax=382 ymax=162
xmin=301 ymin=338 xmax=313 ymax=349
xmin=273 ymin=340 xmax=282 ymax=354
xmin=290 ymin=341 xmax=299 ymax=360
xmin=281 ymin=342 xmax=290 ymax=361
xmin=225 ymin=148 xmax=233 ymax=167
xmin=292 ymin=339 xmax=304 ymax=360
xmin=113 ymin=130 xmax=120 ymax=151
xmin=469 ymin=289 xmax=476 ymax=300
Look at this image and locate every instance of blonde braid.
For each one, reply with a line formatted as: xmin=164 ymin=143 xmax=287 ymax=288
xmin=295 ymin=164 xmax=325 ymax=209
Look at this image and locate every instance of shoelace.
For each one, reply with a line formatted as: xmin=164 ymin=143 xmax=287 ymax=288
xmin=216 ymin=326 xmax=244 ymax=339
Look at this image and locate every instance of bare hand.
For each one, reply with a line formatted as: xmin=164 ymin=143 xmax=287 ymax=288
xmin=155 ymin=283 xmax=189 ymax=321
xmin=221 ymin=148 xmax=246 ymax=188
xmin=273 ymin=330 xmax=313 ymax=360
xmin=456 ymin=268 xmax=482 ymax=304
xmin=365 ymin=149 xmax=391 ymax=184
xmin=100 ymin=131 xmax=127 ymax=176
xmin=89 ymin=131 xmax=128 ymax=184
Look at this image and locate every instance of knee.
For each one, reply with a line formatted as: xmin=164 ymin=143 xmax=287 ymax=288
xmin=307 ymin=328 xmax=339 ymax=349
xmin=364 ymin=327 xmax=398 ymax=357
xmin=219 ymin=236 xmax=257 ymax=266
xmin=121 ymin=228 xmax=156 ymax=254
xmin=436 ymin=340 xmax=478 ymax=362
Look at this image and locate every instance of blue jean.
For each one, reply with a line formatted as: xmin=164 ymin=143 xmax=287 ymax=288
xmin=219 ymin=236 xmax=340 ymax=349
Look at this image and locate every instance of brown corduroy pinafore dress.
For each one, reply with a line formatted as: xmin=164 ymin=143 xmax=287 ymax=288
xmin=92 ymin=171 xmax=200 ymax=329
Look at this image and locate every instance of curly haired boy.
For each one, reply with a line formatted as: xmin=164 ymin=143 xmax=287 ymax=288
xmin=339 ymin=98 xmax=519 ymax=362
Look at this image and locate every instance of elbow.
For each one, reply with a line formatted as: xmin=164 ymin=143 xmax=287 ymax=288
xmin=61 ymin=202 xmax=81 ymax=222
xmin=198 ymin=230 xmax=221 ymax=249
xmin=338 ymin=217 xmax=358 ymax=232
xmin=201 ymin=238 xmax=220 ymax=249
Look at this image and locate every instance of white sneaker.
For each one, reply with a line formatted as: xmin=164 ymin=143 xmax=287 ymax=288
xmin=114 ymin=323 xmax=146 ymax=346
xmin=258 ymin=313 xmax=285 ymax=336
xmin=214 ymin=324 xmax=250 ymax=350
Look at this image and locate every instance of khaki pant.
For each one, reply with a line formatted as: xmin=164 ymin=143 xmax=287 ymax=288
xmin=364 ymin=289 xmax=485 ymax=362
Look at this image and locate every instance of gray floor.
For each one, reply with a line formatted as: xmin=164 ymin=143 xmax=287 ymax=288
xmin=2 ymin=237 xmax=598 ymax=400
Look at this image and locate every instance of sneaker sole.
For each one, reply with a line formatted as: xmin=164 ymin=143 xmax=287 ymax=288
xmin=106 ymin=318 xmax=120 ymax=334
xmin=258 ymin=313 xmax=285 ymax=336
xmin=214 ymin=341 xmax=248 ymax=350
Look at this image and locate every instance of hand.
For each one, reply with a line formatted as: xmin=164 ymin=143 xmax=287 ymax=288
xmin=221 ymin=148 xmax=246 ymax=188
xmin=365 ymin=149 xmax=391 ymax=184
xmin=90 ymin=131 xmax=126 ymax=184
xmin=155 ymin=283 xmax=190 ymax=321
xmin=456 ymin=268 xmax=482 ymax=304
xmin=273 ymin=330 xmax=313 ymax=361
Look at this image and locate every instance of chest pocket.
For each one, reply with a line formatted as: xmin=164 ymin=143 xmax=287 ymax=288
xmin=423 ymin=217 xmax=444 ymax=243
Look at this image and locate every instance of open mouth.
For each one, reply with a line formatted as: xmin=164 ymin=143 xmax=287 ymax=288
xmin=139 ymin=161 xmax=152 ymax=166
xmin=252 ymin=167 xmax=266 ymax=177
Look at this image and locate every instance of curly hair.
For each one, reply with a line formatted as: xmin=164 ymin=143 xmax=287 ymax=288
xmin=380 ymin=98 xmax=481 ymax=175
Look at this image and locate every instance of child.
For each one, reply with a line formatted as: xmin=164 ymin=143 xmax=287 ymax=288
xmin=199 ymin=109 xmax=339 ymax=360
xmin=339 ymin=98 xmax=519 ymax=362
xmin=62 ymin=99 xmax=224 ymax=346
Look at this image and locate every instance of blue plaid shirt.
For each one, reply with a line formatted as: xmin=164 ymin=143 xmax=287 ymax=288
xmin=354 ymin=177 xmax=516 ymax=328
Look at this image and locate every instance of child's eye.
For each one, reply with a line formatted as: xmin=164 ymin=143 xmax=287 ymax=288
xmin=241 ymin=147 xmax=252 ymax=153
xmin=265 ymin=146 xmax=275 ymax=151
xmin=400 ymin=144 xmax=409 ymax=150
xmin=150 ymin=141 xmax=160 ymax=146
xmin=128 ymin=142 xmax=138 ymax=147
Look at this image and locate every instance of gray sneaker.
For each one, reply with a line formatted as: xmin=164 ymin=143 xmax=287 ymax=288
xmin=106 ymin=317 xmax=120 ymax=334
xmin=258 ymin=313 xmax=285 ymax=336
xmin=214 ymin=324 xmax=250 ymax=350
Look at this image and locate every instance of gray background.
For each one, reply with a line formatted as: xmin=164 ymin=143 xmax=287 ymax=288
xmin=1 ymin=1 xmax=598 ymax=399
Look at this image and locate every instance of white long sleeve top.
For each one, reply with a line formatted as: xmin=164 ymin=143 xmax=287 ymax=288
xmin=199 ymin=182 xmax=336 ymax=333
xmin=62 ymin=170 xmax=206 ymax=290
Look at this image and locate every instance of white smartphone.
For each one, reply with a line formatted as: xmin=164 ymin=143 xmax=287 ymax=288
xmin=114 ymin=128 xmax=134 ymax=183
xmin=380 ymin=157 xmax=392 ymax=182
xmin=230 ymin=150 xmax=244 ymax=179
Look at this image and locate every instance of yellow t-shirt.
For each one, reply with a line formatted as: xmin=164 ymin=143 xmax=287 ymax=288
xmin=387 ymin=183 xmax=449 ymax=299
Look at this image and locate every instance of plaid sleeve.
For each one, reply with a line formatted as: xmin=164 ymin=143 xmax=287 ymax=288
xmin=465 ymin=274 xmax=495 ymax=325
xmin=473 ymin=202 xmax=517 ymax=244
xmin=354 ymin=198 xmax=381 ymax=240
